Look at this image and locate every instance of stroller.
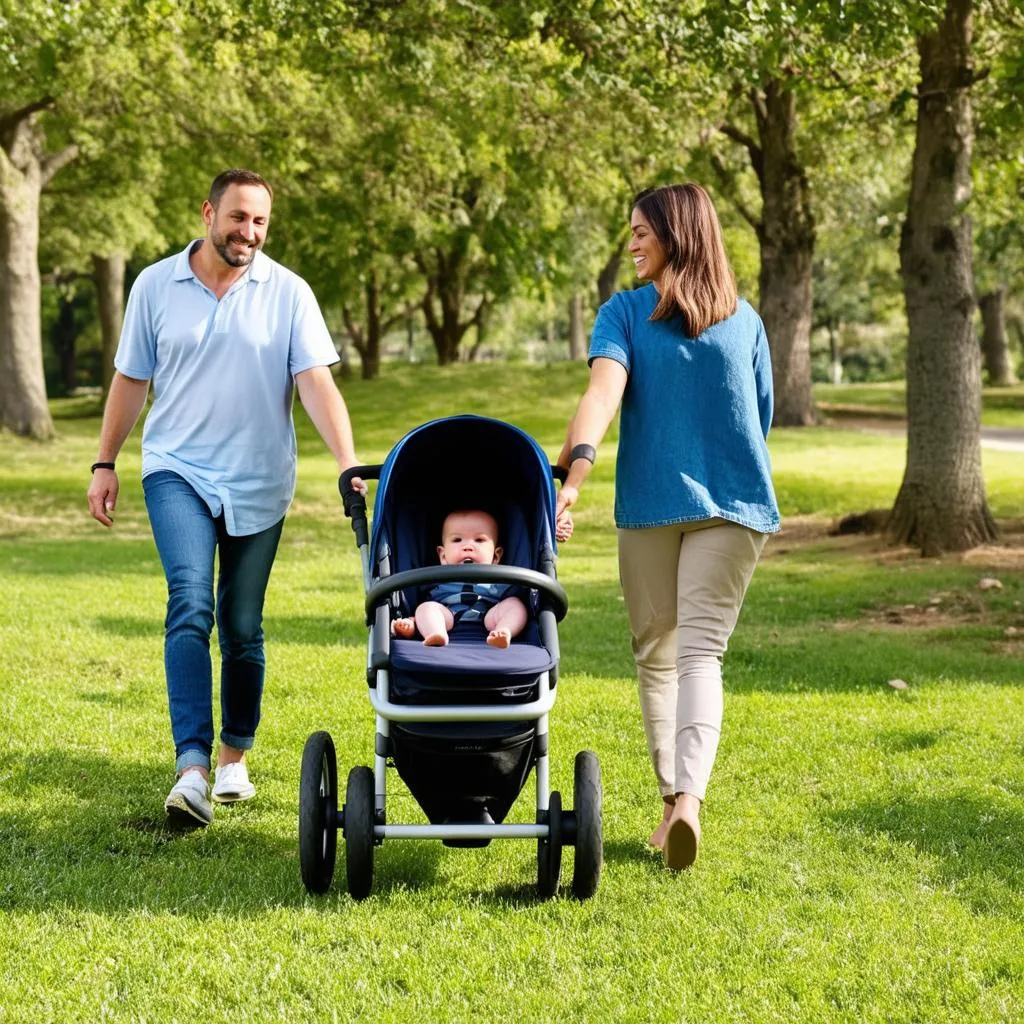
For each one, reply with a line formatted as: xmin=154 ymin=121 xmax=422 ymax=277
xmin=298 ymin=415 xmax=602 ymax=900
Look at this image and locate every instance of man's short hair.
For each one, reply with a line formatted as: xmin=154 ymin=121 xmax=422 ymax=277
xmin=208 ymin=169 xmax=274 ymax=208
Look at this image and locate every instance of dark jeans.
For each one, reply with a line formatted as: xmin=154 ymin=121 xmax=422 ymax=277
xmin=143 ymin=471 xmax=283 ymax=773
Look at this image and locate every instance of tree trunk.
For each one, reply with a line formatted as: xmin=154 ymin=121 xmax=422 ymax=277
xmin=92 ymin=252 xmax=126 ymax=396
xmin=467 ymin=299 xmax=489 ymax=362
xmin=596 ymin=240 xmax=624 ymax=306
xmin=405 ymin=302 xmax=417 ymax=363
xmin=828 ymin=319 xmax=843 ymax=386
xmin=754 ymin=80 xmax=816 ymax=426
xmin=52 ymin=292 xmax=78 ymax=394
xmin=418 ymin=247 xmax=477 ymax=365
xmin=361 ymin=272 xmax=381 ymax=380
xmin=889 ymin=0 xmax=996 ymax=555
xmin=978 ymin=287 xmax=1016 ymax=386
xmin=568 ymin=291 xmax=586 ymax=360
xmin=0 ymin=115 xmax=54 ymax=439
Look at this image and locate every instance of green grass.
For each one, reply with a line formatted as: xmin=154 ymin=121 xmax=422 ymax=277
xmin=815 ymin=380 xmax=1024 ymax=429
xmin=2 ymin=364 xmax=1023 ymax=1023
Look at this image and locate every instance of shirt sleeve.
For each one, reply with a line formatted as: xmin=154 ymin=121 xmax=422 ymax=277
xmin=752 ymin=313 xmax=774 ymax=439
xmin=588 ymin=293 xmax=631 ymax=374
xmin=288 ymin=279 xmax=341 ymax=377
xmin=113 ymin=272 xmax=156 ymax=380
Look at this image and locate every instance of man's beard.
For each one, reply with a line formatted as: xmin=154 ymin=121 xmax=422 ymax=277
xmin=211 ymin=227 xmax=260 ymax=267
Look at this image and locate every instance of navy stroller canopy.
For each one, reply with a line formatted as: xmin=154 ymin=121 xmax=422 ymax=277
xmin=370 ymin=416 xmax=558 ymax=583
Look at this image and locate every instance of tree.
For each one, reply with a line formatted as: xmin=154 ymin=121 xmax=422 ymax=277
xmin=672 ymin=1 xmax=923 ymax=426
xmin=0 ymin=93 xmax=77 ymax=438
xmin=972 ymin=7 xmax=1024 ymax=386
xmin=887 ymin=0 xmax=998 ymax=554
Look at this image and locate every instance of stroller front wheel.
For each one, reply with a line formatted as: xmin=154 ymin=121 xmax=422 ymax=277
xmin=537 ymin=790 xmax=563 ymax=899
xmin=299 ymin=730 xmax=338 ymax=894
xmin=344 ymin=765 xmax=376 ymax=900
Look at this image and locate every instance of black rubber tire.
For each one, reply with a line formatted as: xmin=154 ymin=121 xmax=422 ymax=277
xmin=344 ymin=765 xmax=376 ymax=900
xmin=571 ymin=751 xmax=602 ymax=899
xmin=299 ymin=730 xmax=338 ymax=894
xmin=537 ymin=790 xmax=563 ymax=899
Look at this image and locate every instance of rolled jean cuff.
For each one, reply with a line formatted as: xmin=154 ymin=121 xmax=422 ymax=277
xmin=220 ymin=730 xmax=255 ymax=752
xmin=176 ymin=748 xmax=211 ymax=775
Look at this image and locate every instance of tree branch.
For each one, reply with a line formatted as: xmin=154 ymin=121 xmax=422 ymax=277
xmin=0 ymin=97 xmax=56 ymax=136
xmin=718 ymin=122 xmax=759 ymax=157
xmin=40 ymin=144 xmax=80 ymax=188
xmin=380 ymin=310 xmax=405 ymax=335
xmin=707 ymin=152 xmax=762 ymax=232
xmin=459 ymin=294 xmax=488 ymax=334
xmin=340 ymin=302 xmax=365 ymax=353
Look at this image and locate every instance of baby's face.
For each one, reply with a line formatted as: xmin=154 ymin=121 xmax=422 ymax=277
xmin=438 ymin=510 xmax=502 ymax=565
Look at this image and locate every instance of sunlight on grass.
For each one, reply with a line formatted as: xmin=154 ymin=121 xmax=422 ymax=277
xmin=1 ymin=365 xmax=1022 ymax=1023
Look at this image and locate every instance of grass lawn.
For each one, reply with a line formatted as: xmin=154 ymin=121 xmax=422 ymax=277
xmin=815 ymin=380 xmax=1024 ymax=429
xmin=1 ymin=363 xmax=1022 ymax=1023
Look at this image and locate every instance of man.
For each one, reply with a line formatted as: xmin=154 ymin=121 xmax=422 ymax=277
xmin=87 ymin=168 xmax=364 ymax=827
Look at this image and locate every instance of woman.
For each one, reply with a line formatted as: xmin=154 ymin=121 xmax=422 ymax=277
xmin=556 ymin=183 xmax=780 ymax=870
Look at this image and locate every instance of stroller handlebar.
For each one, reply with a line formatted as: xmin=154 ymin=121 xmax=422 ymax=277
xmin=339 ymin=465 xmax=382 ymax=548
xmin=364 ymin=564 xmax=569 ymax=625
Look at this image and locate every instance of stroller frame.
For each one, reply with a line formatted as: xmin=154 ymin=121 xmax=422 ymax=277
xmin=298 ymin=417 xmax=602 ymax=900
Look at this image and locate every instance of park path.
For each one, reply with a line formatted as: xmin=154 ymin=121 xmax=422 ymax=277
xmin=835 ymin=418 xmax=1024 ymax=453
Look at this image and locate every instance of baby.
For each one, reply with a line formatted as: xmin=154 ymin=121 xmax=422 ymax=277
xmin=391 ymin=509 xmax=528 ymax=648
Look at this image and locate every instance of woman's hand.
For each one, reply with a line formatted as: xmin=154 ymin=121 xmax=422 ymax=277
xmin=555 ymin=508 xmax=574 ymax=542
xmin=555 ymin=484 xmax=578 ymax=521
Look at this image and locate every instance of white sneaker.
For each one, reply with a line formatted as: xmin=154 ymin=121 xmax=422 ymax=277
xmin=165 ymin=771 xmax=213 ymax=827
xmin=212 ymin=761 xmax=256 ymax=804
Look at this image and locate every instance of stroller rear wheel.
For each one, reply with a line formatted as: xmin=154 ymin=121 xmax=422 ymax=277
xmin=344 ymin=765 xmax=376 ymax=900
xmin=299 ymin=730 xmax=338 ymax=894
xmin=537 ymin=790 xmax=563 ymax=899
xmin=571 ymin=750 xmax=602 ymax=899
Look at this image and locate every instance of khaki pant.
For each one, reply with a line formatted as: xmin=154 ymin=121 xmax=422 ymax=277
xmin=618 ymin=520 xmax=767 ymax=801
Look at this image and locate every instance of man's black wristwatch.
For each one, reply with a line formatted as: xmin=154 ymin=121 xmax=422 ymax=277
xmin=91 ymin=462 xmax=116 ymax=473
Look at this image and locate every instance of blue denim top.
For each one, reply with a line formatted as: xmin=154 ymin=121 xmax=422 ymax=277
xmin=588 ymin=286 xmax=780 ymax=533
xmin=114 ymin=242 xmax=339 ymax=536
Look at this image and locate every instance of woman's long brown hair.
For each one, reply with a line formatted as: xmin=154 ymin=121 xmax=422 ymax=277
xmin=633 ymin=183 xmax=737 ymax=336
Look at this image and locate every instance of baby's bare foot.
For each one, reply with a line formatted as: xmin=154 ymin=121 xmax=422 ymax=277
xmin=486 ymin=629 xmax=511 ymax=649
xmin=392 ymin=618 xmax=416 ymax=638
xmin=423 ymin=632 xmax=449 ymax=646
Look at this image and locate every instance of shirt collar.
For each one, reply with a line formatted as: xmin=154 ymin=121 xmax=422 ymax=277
xmin=172 ymin=239 xmax=271 ymax=284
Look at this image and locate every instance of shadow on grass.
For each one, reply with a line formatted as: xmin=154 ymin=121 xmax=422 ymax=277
xmin=828 ymin=794 xmax=1024 ymax=912
xmin=3 ymin=538 xmax=161 ymax=576
xmin=0 ymin=749 xmax=447 ymax=916
xmin=602 ymin=838 xmax=661 ymax=870
xmin=555 ymin=579 xmax=1023 ymax=692
xmin=92 ymin=613 xmax=367 ymax=647
xmin=873 ymin=728 xmax=947 ymax=753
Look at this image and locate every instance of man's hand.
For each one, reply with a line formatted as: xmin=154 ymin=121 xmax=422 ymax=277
xmin=87 ymin=469 xmax=119 ymax=527
xmin=340 ymin=462 xmax=368 ymax=496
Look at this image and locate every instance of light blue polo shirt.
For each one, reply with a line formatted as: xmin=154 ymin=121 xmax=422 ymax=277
xmin=589 ymin=286 xmax=780 ymax=534
xmin=115 ymin=241 xmax=340 ymax=536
